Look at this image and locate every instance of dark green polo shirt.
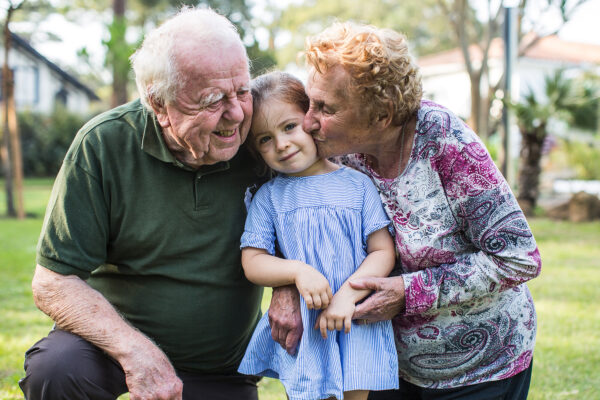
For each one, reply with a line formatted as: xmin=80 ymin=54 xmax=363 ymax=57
xmin=37 ymin=99 xmax=263 ymax=373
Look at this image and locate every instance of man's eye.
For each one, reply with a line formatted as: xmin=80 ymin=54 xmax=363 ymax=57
xmin=237 ymin=89 xmax=250 ymax=97
xmin=284 ymin=123 xmax=297 ymax=131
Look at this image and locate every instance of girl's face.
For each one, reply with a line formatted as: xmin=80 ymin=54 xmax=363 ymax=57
xmin=251 ymin=98 xmax=323 ymax=177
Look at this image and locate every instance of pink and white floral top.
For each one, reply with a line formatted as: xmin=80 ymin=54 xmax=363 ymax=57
xmin=338 ymin=100 xmax=541 ymax=389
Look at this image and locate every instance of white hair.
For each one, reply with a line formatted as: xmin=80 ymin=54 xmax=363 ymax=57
xmin=130 ymin=6 xmax=247 ymax=111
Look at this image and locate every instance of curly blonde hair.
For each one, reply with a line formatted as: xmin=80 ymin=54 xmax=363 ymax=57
xmin=305 ymin=22 xmax=422 ymax=126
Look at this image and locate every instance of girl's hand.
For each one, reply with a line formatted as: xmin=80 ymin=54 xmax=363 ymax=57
xmin=314 ymin=291 xmax=356 ymax=339
xmin=294 ymin=263 xmax=332 ymax=310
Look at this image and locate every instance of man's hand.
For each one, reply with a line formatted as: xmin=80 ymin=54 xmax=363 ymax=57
xmin=350 ymin=276 xmax=406 ymax=322
xmin=269 ymin=285 xmax=303 ymax=355
xmin=121 ymin=338 xmax=183 ymax=400
xmin=31 ymin=265 xmax=183 ymax=399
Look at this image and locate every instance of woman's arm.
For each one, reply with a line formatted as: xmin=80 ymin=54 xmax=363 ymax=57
xmin=242 ymin=247 xmax=333 ymax=309
xmin=398 ymin=138 xmax=541 ymax=317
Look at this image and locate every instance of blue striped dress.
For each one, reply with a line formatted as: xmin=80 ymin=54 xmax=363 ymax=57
xmin=238 ymin=167 xmax=399 ymax=400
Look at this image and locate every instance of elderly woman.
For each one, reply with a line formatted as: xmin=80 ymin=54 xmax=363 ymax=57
xmin=270 ymin=22 xmax=541 ymax=399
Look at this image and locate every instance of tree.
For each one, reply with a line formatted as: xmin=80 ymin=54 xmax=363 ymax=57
xmin=273 ymin=0 xmax=452 ymax=69
xmin=59 ymin=0 xmax=275 ymax=104
xmin=436 ymin=0 xmax=590 ymax=139
xmin=2 ymin=0 xmax=28 ymax=218
xmin=511 ymin=70 xmax=583 ymax=215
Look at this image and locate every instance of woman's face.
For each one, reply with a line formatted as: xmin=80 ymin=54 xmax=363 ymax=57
xmin=303 ymin=65 xmax=374 ymax=158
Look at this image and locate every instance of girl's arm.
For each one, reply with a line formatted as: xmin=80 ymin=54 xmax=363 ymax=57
xmin=316 ymin=227 xmax=395 ymax=338
xmin=242 ymin=247 xmax=333 ymax=310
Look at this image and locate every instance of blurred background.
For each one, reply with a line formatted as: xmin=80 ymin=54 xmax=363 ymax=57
xmin=1 ymin=0 xmax=599 ymax=220
xmin=0 ymin=2 xmax=599 ymax=399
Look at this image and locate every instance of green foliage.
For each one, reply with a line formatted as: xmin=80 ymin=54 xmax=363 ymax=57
xmin=563 ymin=140 xmax=600 ymax=180
xmin=569 ymin=72 xmax=600 ymax=132
xmin=18 ymin=107 xmax=89 ymax=177
xmin=274 ymin=0 xmax=453 ymax=68
xmin=512 ymin=70 xmax=576 ymax=135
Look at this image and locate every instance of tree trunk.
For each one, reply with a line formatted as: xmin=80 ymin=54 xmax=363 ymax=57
xmin=468 ymin=69 xmax=485 ymax=138
xmin=8 ymin=74 xmax=24 ymax=218
xmin=111 ymin=0 xmax=128 ymax=107
xmin=2 ymin=16 xmax=16 ymax=217
xmin=517 ymin=126 xmax=545 ymax=216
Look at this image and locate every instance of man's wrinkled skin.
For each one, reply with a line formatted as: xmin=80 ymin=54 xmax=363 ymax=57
xmin=269 ymin=277 xmax=406 ymax=350
xmin=269 ymin=285 xmax=303 ymax=355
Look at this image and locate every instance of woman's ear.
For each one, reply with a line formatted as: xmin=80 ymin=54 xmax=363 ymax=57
xmin=373 ymin=100 xmax=394 ymax=130
xmin=149 ymin=94 xmax=170 ymax=128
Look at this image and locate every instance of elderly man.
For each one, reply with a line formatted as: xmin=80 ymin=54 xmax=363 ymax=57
xmin=19 ymin=7 xmax=267 ymax=400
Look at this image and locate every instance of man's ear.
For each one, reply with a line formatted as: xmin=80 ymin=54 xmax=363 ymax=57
xmin=148 ymin=94 xmax=170 ymax=128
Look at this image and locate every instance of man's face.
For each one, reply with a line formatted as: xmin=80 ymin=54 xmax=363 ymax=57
xmin=154 ymin=40 xmax=252 ymax=168
xmin=302 ymin=65 xmax=372 ymax=158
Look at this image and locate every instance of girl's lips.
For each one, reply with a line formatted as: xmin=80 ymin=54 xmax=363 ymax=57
xmin=280 ymin=151 xmax=299 ymax=162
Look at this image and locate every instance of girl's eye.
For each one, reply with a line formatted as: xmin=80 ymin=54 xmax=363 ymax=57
xmin=258 ymin=136 xmax=271 ymax=145
xmin=284 ymin=123 xmax=297 ymax=132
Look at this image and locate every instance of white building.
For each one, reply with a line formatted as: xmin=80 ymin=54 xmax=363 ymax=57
xmin=1 ymin=31 xmax=99 ymax=115
xmin=417 ymin=35 xmax=600 ymax=121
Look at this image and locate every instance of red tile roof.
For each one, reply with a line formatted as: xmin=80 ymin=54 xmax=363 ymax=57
xmin=417 ymin=34 xmax=600 ymax=67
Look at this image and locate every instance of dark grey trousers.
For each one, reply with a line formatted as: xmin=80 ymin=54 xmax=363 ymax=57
xmin=368 ymin=361 xmax=533 ymax=400
xmin=19 ymin=329 xmax=259 ymax=400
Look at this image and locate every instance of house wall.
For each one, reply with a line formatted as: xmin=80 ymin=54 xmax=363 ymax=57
xmin=420 ymin=56 xmax=593 ymax=122
xmin=1 ymin=45 xmax=93 ymax=115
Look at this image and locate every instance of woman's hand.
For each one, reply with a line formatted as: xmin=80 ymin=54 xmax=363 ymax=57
xmin=349 ymin=276 xmax=406 ymax=322
xmin=295 ymin=263 xmax=333 ymax=310
xmin=314 ymin=290 xmax=355 ymax=339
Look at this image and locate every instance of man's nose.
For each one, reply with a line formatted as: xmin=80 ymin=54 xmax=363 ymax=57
xmin=224 ymin=97 xmax=244 ymax=123
xmin=303 ymin=110 xmax=319 ymax=133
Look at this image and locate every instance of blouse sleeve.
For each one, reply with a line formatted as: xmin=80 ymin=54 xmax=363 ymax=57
xmin=240 ymin=184 xmax=277 ymax=255
xmin=401 ymin=136 xmax=542 ymax=316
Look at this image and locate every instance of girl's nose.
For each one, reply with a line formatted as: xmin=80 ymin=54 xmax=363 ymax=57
xmin=275 ymin=136 xmax=290 ymax=151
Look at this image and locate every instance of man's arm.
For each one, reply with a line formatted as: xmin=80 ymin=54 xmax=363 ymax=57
xmin=32 ymin=265 xmax=183 ymax=400
xmin=269 ymin=285 xmax=303 ymax=355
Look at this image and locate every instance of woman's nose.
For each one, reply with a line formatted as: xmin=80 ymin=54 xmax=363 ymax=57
xmin=303 ymin=110 xmax=320 ymax=134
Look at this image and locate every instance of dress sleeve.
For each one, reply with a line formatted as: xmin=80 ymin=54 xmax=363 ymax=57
xmin=401 ymin=138 xmax=542 ymax=316
xmin=361 ymin=176 xmax=392 ymax=244
xmin=240 ymin=184 xmax=277 ymax=255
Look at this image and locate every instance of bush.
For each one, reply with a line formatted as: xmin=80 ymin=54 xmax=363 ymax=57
xmin=18 ymin=107 xmax=90 ymax=177
xmin=564 ymin=140 xmax=600 ymax=180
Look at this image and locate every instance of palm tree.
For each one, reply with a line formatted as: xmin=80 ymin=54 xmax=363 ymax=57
xmin=512 ymin=70 xmax=576 ymax=216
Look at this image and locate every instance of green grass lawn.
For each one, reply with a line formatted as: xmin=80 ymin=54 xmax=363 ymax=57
xmin=1 ymin=179 xmax=598 ymax=399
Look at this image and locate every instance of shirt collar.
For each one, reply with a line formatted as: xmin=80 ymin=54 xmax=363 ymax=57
xmin=140 ymin=106 xmax=230 ymax=174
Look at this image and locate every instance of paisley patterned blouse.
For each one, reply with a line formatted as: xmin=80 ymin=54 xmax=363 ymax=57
xmin=338 ymin=100 xmax=541 ymax=389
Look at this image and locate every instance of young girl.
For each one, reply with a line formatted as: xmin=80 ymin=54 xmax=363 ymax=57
xmin=237 ymin=71 xmax=399 ymax=400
